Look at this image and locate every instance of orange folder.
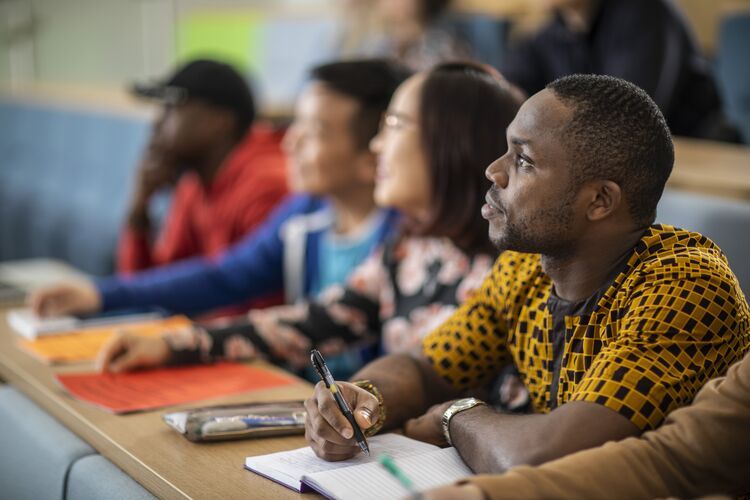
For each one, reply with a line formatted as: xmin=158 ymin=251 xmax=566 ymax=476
xmin=55 ymin=362 xmax=299 ymax=413
xmin=18 ymin=316 xmax=192 ymax=364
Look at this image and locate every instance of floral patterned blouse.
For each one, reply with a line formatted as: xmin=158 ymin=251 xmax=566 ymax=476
xmin=166 ymin=236 xmax=493 ymax=366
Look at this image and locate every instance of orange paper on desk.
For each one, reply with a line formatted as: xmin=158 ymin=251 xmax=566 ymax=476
xmin=17 ymin=316 xmax=192 ymax=364
xmin=55 ymin=362 xmax=299 ymax=413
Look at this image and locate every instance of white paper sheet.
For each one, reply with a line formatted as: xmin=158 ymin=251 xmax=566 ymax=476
xmin=303 ymin=447 xmax=473 ymax=500
xmin=244 ymin=433 xmax=439 ymax=491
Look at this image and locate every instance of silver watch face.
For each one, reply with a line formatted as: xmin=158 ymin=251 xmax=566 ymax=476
xmin=452 ymin=398 xmax=478 ymax=411
xmin=443 ymin=397 xmax=483 ymax=446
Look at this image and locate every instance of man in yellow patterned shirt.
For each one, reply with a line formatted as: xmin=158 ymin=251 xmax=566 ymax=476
xmin=303 ymin=74 xmax=749 ymax=473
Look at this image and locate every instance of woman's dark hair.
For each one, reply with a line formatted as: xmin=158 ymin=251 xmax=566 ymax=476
xmin=417 ymin=61 xmax=524 ymax=255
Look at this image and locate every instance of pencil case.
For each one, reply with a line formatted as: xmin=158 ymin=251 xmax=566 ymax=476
xmin=162 ymin=400 xmax=306 ymax=442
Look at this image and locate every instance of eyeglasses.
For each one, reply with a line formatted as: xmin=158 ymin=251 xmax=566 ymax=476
xmin=380 ymin=111 xmax=417 ymax=131
xmin=162 ymin=86 xmax=189 ymax=106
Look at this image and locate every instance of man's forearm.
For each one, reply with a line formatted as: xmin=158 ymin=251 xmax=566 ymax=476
xmin=450 ymin=401 xmax=640 ymax=474
xmin=352 ymin=353 xmax=460 ymax=431
xmin=451 ymin=406 xmax=546 ymax=473
xmin=464 ymin=358 xmax=750 ymax=498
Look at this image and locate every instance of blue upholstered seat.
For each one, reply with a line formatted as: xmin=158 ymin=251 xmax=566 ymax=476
xmin=0 ymin=385 xmax=95 ymax=499
xmin=66 ymin=455 xmax=155 ymax=500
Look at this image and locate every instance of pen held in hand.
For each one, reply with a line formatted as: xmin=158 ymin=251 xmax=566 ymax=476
xmin=310 ymin=349 xmax=370 ymax=456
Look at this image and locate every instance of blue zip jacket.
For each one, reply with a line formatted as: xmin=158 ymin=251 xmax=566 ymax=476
xmin=97 ymin=195 xmax=399 ymax=315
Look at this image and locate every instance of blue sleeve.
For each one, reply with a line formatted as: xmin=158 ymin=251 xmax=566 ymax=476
xmin=96 ymin=195 xmax=322 ymax=315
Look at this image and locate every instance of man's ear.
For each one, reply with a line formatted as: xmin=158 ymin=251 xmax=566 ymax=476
xmin=586 ymin=180 xmax=622 ymax=221
xmin=354 ymin=149 xmax=378 ymax=184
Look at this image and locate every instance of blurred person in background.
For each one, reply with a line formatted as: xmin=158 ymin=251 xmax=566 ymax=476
xmin=30 ymin=60 xmax=409 ymax=322
xmin=500 ymin=0 xmax=732 ymax=140
xmin=120 ymin=59 xmax=287 ymax=277
xmin=334 ymin=0 xmax=470 ymax=70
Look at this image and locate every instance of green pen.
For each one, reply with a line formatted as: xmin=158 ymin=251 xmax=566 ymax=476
xmin=378 ymin=453 xmax=422 ymax=499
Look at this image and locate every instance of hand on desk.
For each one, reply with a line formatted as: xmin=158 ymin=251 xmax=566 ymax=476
xmin=304 ymin=380 xmax=380 ymax=461
xmin=249 ymin=306 xmax=311 ymax=369
xmin=29 ymin=281 xmax=102 ymax=317
xmin=96 ymin=333 xmax=172 ymax=373
xmin=96 ymin=332 xmax=171 ymax=373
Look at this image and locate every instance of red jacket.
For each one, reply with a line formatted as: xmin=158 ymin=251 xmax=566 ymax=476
xmin=117 ymin=125 xmax=288 ymax=275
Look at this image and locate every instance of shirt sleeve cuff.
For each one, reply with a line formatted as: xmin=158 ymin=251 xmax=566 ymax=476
xmin=95 ymin=276 xmax=131 ymax=311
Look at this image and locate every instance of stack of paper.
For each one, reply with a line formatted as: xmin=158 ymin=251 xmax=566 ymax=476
xmin=17 ymin=315 xmax=191 ymax=364
xmin=7 ymin=307 xmax=164 ymax=339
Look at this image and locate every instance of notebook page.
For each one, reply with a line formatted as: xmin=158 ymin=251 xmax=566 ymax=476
xmin=303 ymin=447 xmax=472 ymax=500
xmin=244 ymin=433 xmax=438 ymax=491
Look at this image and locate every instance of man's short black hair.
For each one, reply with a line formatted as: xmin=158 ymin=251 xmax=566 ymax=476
xmin=547 ymin=74 xmax=674 ymax=226
xmin=309 ymin=59 xmax=412 ymax=150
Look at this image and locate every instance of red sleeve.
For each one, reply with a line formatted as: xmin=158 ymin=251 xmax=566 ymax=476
xmin=237 ymin=159 xmax=288 ymax=237
xmin=232 ymin=128 xmax=289 ymax=239
xmin=150 ymin=178 xmax=200 ymax=267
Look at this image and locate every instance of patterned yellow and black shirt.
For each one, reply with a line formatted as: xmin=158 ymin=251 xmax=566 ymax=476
xmin=423 ymin=225 xmax=750 ymax=430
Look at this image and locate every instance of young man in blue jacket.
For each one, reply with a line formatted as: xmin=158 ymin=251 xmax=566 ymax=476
xmin=31 ymin=60 xmax=409 ymax=317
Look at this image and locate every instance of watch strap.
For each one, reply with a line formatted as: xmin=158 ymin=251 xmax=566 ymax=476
xmin=441 ymin=398 xmax=486 ymax=446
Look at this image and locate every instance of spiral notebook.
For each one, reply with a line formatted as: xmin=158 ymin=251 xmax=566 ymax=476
xmin=244 ymin=433 xmax=473 ymax=499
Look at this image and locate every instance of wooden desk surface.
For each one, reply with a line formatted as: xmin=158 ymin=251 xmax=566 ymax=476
xmin=0 ymin=308 xmax=316 ymax=499
xmin=671 ymin=138 xmax=750 ymax=201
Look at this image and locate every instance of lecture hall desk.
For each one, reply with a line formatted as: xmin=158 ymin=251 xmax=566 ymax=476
xmin=0 ymin=306 xmax=317 ymax=499
xmin=671 ymin=137 xmax=750 ymax=201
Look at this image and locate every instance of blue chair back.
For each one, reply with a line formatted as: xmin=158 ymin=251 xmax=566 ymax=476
xmin=717 ymin=12 xmax=750 ymax=144
xmin=0 ymin=100 xmax=150 ymax=276
xmin=441 ymin=13 xmax=509 ymax=70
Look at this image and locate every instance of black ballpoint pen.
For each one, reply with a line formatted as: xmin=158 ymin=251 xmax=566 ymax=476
xmin=310 ymin=349 xmax=370 ymax=456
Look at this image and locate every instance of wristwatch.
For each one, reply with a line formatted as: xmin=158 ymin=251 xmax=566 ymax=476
xmin=441 ymin=397 xmax=486 ymax=446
